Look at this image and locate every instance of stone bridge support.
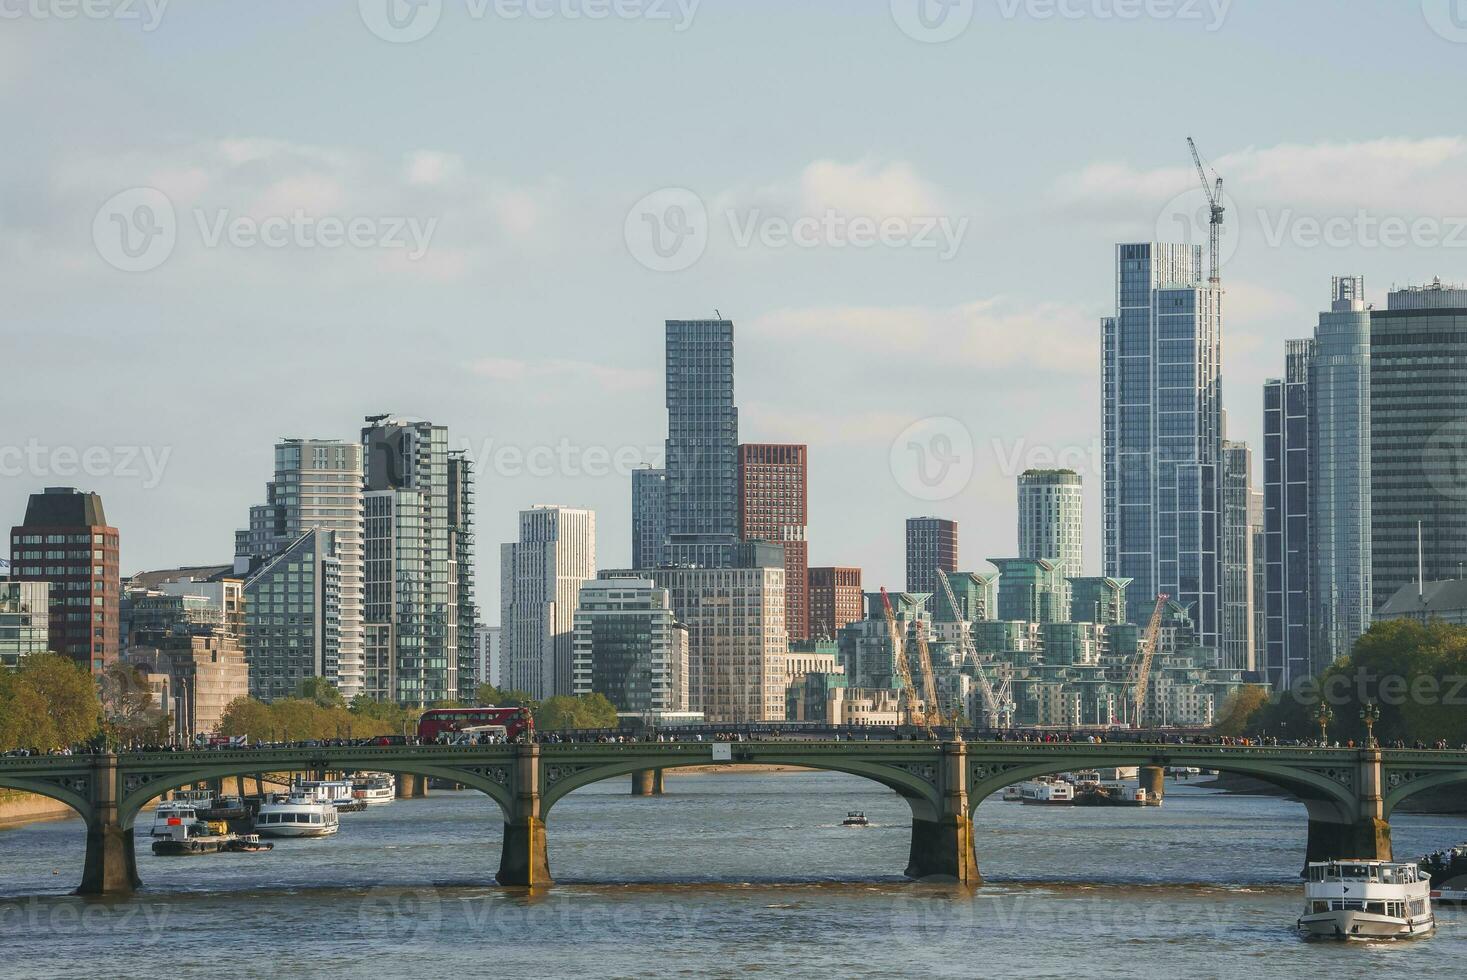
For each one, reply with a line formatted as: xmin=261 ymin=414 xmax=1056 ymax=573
xmin=395 ymin=772 xmax=429 ymax=798
xmin=496 ymin=744 xmax=550 ymax=887
xmin=1140 ymin=765 xmax=1165 ymax=804
xmin=78 ymin=754 xmax=137 ymax=897
xmin=905 ymin=742 xmax=979 ymax=884
xmin=630 ymin=769 xmax=665 ymax=796
xmin=1303 ymin=748 xmax=1391 ymax=868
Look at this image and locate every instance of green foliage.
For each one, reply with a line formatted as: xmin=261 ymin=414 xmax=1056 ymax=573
xmin=535 ymin=692 xmax=619 ymax=731
xmin=475 ymin=684 xmax=536 ymax=708
xmin=0 ymin=654 xmax=100 ymax=751
xmin=297 ymin=677 xmax=346 ymax=709
xmin=219 ymin=695 xmax=420 ymax=742
xmin=1212 ymin=686 xmax=1272 ymax=736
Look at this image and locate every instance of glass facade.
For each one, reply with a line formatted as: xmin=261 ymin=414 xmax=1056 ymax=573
xmin=664 ymin=319 xmax=739 ymax=568
xmin=1369 ymin=281 xmax=1467 ymax=612
xmin=571 ymin=578 xmax=686 ymax=713
xmin=1219 ymin=439 xmax=1257 ymax=671
xmin=1103 ymin=243 xmax=1223 ymax=647
xmin=630 ymin=467 xmax=666 ymax=571
xmin=1310 ymin=276 xmax=1372 ymax=673
xmin=242 ymin=530 xmax=341 ymax=702
xmin=1263 ymin=340 xmax=1314 ymax=689
xmin=905 ymin=517 xmax=958 ymax=595
xmin=1018 ymin=469 xmax=1084 ymax=578
xmin=0 ymin=582 xmax=50 ymax=669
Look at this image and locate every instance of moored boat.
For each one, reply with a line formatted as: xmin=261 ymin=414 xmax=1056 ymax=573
xmin=1298 ymin=859 xmax=1435 ymax=940
xmin=841 ymin=811 xmax=870 ymax=827
xmin=151 ymin=820 xmax=233 ymax=856
xmin=256 ymin=790 xmax=341 ymax=838
xmin=1019 ymin=779 xmax=1076 ymax=806
xmin=1420 ymin=844 xmax=1467 ymax=904
xmin=352 ymin=773 xmax=396 ymax=806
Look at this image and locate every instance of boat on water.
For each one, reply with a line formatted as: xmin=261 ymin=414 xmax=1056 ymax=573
xmin=841 ymin=811 xmax=870 ymax=827
xmin=256 ymin=790 xmax=341 ymax=838
xmin=150 ymin=800 xmax=203 ymax=838
xmin=1019 ymin=779 xmax=1076 ymax=806
xmin=352 ymin=773 xmax=396 ymax=806
xmin=1001 ymin=785 xmax=1023 ymax=802
xmin=1298 ymin=859 xmax=1435 ymax=940
xmin=222 ymin=834 xmax=273 ymax=853
xmin=1075 ymin=781 xmax=1152 ymax=807
xmin=151 ymin=820 xmax=234 ymax=856
xmin=296 ymin=778 xmax=366 ymax=813
xmin=1420 ymin=844 xmax=1467 ymax=904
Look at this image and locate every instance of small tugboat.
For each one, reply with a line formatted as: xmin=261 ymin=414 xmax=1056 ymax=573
xmin=151 ymin=820 xmax=233 ymax=856
xmin=841 ymin=811 xmax=870 ymax=827
xmin=1420 ymin=844 xmax=1467 ymax=904
xmin=222 ymin=834 xmax=273 ymax=853
xmin=149 ymin=800 xmax=202 ymax=838
xmin=1298 ymin=859 xmax=1435 ymax=940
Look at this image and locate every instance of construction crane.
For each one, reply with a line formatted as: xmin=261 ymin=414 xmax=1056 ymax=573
xmin=1126 ymin=593 xmax=1170 ymax=728
xmin=879 ymin=588 xmax=926 ymax=730
xmin=911 ymin=619 xmax=943 ymax=730
xmin=935 ymin=571 xmax=1001 ymax=730
xmin=1186 ymin=137 xmax=1225 ymax=285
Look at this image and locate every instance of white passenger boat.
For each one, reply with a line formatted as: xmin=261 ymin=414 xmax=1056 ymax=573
xmin=149 ymin=800 xmax=202 ymax=838
xmin=295 ymin=779 xmax=357 ymax=809
xmin=255 ymin=790 xmax=341 ymax=838
xmin=1001 ymin=785 xmax=1023 ymax=802
xmin=1019 ymin=779 xmax=1076 ymax=805
xmin=352 ymin=773 xmax=396 ymax=806
xmin=1298 ymin=859 xmax=1435 ymax=940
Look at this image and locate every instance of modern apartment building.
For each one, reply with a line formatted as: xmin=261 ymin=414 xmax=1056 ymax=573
xmin=236 ymin=439 xmax=365 ymax=698
xmin=1068 ymin=576 xmax=1131 ymax=626
xmin=0 ymin=581 xmax=50 ymax=669
xmin=1017 ymin=469 xmax=1084 ymax=576
xmin=361 ymin=417 xmax=469 ymax=706
xmin=1263 ymin=340 xmax=1314 ymax=689
xmin=905 ymin=517 xmax=958 ymax=595
xmin=738 ymin=443 xmax=809 ymax=641
xmin=630 ymin=467 xmax=666 ymax=571
xmin=239 ymin=529 xmax=342 ymax=702
xmin=989 ymin=557 xmax=1067 ymax=624
xmin=8 ymin=487 xmax=119 ymax=672
xmin=663 ymin=319 xmax=739 ymax=568
xmin=500 ymin=505 xmax=597 ymax=699
xmin=1102 ymin=242 xmax=1224 ymax=647
xmin=571 ymin=578 xmax=689 ymax=714
xmin=448 ymin=450 xmax=478 ymax=703
xmin=1369 ymin=280 xmax=1467 ymax=611
xmin=1219 ymin=439 xmax=1257 ymax=671
xmin=808 ymin=566 xmax=864 ymax=640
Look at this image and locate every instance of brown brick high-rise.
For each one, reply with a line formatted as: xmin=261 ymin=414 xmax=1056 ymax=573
xmin=9 ymin=487 xmax=119 ymax=672
xmin=808 ymin=566 xmax=863 ymax=641
xmin=738 ymin=444 xmax=808 ymax=641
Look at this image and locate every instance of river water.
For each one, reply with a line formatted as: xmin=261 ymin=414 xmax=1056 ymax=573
xmin=2 ymin=773 xmax=1465 ymax=978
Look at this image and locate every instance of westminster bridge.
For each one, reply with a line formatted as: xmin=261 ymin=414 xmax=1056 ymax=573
xmin=3 ymin=739 xmax=1466 ymax=895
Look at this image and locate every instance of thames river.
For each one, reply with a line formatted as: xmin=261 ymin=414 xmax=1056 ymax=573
xmin=2 ymin=773 xmax=1465 ymax=978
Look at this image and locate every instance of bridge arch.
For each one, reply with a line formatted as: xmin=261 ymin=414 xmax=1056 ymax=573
xmin=1382 ymin=768 xmax=1467 ymax=818
xmin=113 ymin=755 xmax=515 ymax=830
xmin=540 ymin=754 xmax=944 ymax=821
xmin=0 ymin=774 xmax=93 ymax=826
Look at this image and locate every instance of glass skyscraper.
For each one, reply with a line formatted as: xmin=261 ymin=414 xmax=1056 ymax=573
xmin=1102 ymin=243 xmax=1223 ymax=648
xmin=1370 ymin=280 xmax=1467 ymax=610
xmin=1310 ymin=276 xmax=1372 ymax=672
xmin=1263 ymin=340 xmax=1313 ymax=689
xmin=1219 ymin=438 xmax=1257 ymax=671
xmin=630 ymin=467 xmax=666 ymax=570
xmin=664 ymin=319 xmax=739 ymax=568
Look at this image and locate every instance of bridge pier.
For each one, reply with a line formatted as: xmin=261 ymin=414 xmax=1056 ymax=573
xmin=631 ymin=769 xmax=666 ymax=796
xmin=905 ymin=742 xmax=980 ymax=884
xmin=1140 ymin=765 xmax=1165 ymax=804
xmin=78 ymin=754 xmax=138 ymax=896
xmin=395 ymin=772 xmax=429 ymax=798
xmin=497 ymin=744 xmax=551 ymax=887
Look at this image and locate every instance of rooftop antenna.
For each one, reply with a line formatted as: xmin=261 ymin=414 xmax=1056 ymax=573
xmin=1186 ymin=137 xmax=1225 ymax=285
xmin=714 ymin=308 xmax=723 ymax=320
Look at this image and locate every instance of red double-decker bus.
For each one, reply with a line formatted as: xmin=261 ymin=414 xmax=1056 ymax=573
xmin=417 ymin=706 xmax=534 ymax=743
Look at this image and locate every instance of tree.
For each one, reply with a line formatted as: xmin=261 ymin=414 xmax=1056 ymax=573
xmin=535 ymin=693 xmax=619 ymax=731
xmin=297 ymin=677 xmax=345 ymax=709
xmin=98 ymin=661 xmax=164 ymax=743
xmin=0 ymin=671 xmax=57 ymax=751
xmin=16 ymin=653 xmax=100 ymax=748
xmin=219 ymin=697 xmax=274 ymax=741
xmin=475 ymin=684 xmax=535 ymax=708
xmin=1213 ymin=686 xmax=1271 ymax=736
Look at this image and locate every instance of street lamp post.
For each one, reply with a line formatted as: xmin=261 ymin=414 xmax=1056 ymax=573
xmin=1313 ymin=702 xmax=1333 ymax=745
xmin=1359 ymin=702 xmax=1381 ymax=748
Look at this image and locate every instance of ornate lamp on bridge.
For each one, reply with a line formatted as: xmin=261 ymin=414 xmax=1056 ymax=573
xmin=1359 ymin=701 xmax=1381 ymax=748
xmin=1313 ymin=702 xmax=1333 ymax=744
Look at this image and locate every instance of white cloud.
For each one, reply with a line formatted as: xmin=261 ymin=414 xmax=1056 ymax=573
xmin=405 ymin=150 xmax=465 ymax=187
xmin=799 ymin=159 xmax=947 ymax=216
xmin=468 ymin=358 xmax=657 ymax=394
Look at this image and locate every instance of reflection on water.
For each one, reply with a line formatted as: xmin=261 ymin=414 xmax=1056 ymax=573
xmin=1 ymin=773 xmax=1464 ymax=978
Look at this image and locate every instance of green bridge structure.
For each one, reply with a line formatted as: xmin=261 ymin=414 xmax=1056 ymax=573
xmin=3 ymin=740 xmax=1465 ymax=895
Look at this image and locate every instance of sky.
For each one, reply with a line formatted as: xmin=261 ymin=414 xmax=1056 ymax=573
xmin=4 ymin=0 xmax=1467 ymax=619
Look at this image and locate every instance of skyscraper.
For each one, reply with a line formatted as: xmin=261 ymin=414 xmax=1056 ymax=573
xmin=361 ymin=417 xmax=470 ymax=705
xmin=1017 ymin=469 xmax=1084 ymax=576
xmin=1102 ymin=242 xmax=1224 ymax=647
xmin=240 ymin=529 xmax=341 ymax=702
xmin=448 ymin=450 xmax=478 ymax=703
xmin=738 ymin=443 xmax=809 ymax=641
xmin=1263 ymin=340 xmax=1314 ymax=689
xmin=1219 ymin=439 xmax=1257 ymax=671
xmin=1370 ymin=280 xmax=1467 ymax=610
xmin=236 ymin=439 xmax=365 ymax=698
xmin=664 ymin=319 xmax=739 ymax=568
xmin=808 ymin=566 xmax=864 ymax=640
xmin=572 ymin=578 xmax=689 ymax=715
xmin=630 ymin=467 xmax=666 ymax=570
xmin=1310 ymin=276 xmax=1372 ymax=672
xmin=905 ymin=517 xmax=958 ymax=595
xmin=8 ymin=487 xmax=119 ymax=672
xmin=501 ymin=505 xmax=596 ymax=699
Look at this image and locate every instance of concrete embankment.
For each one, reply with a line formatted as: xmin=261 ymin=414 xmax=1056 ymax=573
xmin=0 ymin=792 xmax=77 ymax=829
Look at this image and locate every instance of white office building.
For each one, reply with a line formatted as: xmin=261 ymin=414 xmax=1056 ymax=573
xmin=501 ymin=506 xmax=596 ymax=699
